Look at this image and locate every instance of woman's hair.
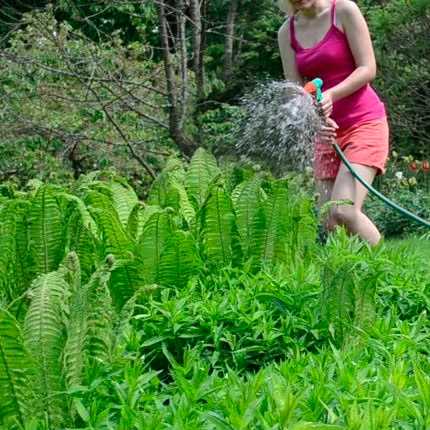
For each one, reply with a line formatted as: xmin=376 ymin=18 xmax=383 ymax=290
xmin=278 ymin=0 xmax=296 ymax=15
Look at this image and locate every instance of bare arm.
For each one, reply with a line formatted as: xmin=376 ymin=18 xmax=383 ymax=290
xmin=326 ymin=0 xmax=377 ymax=102
xmin=277 ymin=20 xmax=303 ymax=85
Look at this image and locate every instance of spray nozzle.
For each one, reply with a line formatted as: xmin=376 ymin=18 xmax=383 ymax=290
xmin=304 ymin=78 xmax=324 ymax=103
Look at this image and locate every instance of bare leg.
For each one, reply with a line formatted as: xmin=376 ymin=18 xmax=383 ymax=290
xmin=315 ymin=179 xmax=334 ymax=243
xmin=328 ymin=163 xmax=381 ymax=245
xmin=315 ymin=179 xmax=335 ymax=208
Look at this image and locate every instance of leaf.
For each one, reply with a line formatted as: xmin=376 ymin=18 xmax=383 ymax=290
xmin=0 ymin=200 xmax=31 ymax=301
xmin=24 ymin=270 xmax=69 ymax=428
xmin=85 ymin=190 xmax=134 ymax=256
xmin=109 ymin=257 xmax=146 ymax=310
xmin=232 ymin=176 xmax=266 ymax=261
xmin=85 ymin=262 xmax=114 ymax=364
xmin=157 ymin=231 xmax=200 ymax=288
xmin=29 ymin=185 xmax=65 ymax=275
xmin=201 ymin=183 xmax=239 ymax=267
xmin=260 ymin=180 xmax=289 ymax=265
xmin=0 ymin=308 xmax=32 ymax=428
xmin=185 ymin=148 xmax=221 ymax=209
xmin=138 ymin=209 xmax=173 ymax=283
xmin=414 ymin=366 xmax=430 ymax=410
xmin=108 ymin=179 xmax=139 ymax=227
xmin=63 ymin=254 xmax=88 ymax=389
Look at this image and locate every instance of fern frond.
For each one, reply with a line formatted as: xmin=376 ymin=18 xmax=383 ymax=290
xmin=85 ymin=261 xmax=114 ymax=364
xmin=92 ymin=179 xmax=138 ymax=227
xmin=0 ymin=309 xmax=32 ymax=428
xmin=185 ymin=148 xmax=221 ymax=209
xmin=138 ymin=209 xmax=173 ymax=283
xmin=109 ymin=257 xmax=146 ymax=310
xmin=24 ymin=271 xmax=69 ymax=428
xmin=85 ymin=190 xmax=134 ymax=256
xmin=63 ymin=254 xmax=88 ymax=389
xmin=173 ymin=181 xmax=196 ymax=230
xmin=232 ymin=176 xmax=266 ymax=261
xmin=65 ymin=209 xmax=99 ymax=282
xmin=147 ymin=170 xmax=180 ymax=211
xmin=29 ymin=186 xmax=65 ymax=275
xmin=157 ymin=231 xmax=200 ymax=288
xmin=260 ymin=180 xmax=289 ymax=265
xmin=201 ymin=183 xmax=238 ymax=267
xmin=0 ymin=200 xmax=31 ymax=300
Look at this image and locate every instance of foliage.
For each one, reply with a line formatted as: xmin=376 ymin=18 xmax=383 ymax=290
xmin=0 ymin=8 xmax=171 ymax=188
xmin=363 ymin=0 xmax=430 ymax=157
xmin=366 ymin=153 xmax=430 ymax=237
xmin=1 ymin=147 xmax=430 ymax=428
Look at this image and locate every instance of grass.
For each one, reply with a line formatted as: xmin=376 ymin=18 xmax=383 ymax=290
xmin=386 ymin=235 xmax=430 ymax=261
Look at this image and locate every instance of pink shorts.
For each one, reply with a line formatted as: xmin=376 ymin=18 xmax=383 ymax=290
xmin=314 ymin=117 xmax=390 ymax=180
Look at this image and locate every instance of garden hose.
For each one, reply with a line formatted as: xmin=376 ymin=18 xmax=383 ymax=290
xmin=304 ymin=78 xmax=430 ymax=230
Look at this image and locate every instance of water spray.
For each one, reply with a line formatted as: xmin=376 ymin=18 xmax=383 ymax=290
xmin=234 ymin=78 xmax=430 ymax=229
xmin=234 ymin=80 xmax=322 ymax=172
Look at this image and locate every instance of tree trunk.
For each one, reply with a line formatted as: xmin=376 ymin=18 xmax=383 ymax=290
xmin=190 ymin=0 xmax=202 ymax=92
xmin=157 ymin=0 xmax=195 ymax=156
xmin=223 ymin=0 xmax=239 ymax=83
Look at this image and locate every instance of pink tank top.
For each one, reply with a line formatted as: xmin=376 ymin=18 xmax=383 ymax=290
xmin=289 ymin=0 xmax=385 ymax=129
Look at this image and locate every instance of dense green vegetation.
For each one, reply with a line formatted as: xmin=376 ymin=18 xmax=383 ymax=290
xmin=0 ymin=1 xmax=429 ymax=428
xmin=1 ymin=149 xmax=430 ymax=428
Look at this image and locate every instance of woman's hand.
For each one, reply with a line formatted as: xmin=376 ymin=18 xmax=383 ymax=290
xmin=320 ymin=90 xmax=334 ymax=118
xmin=319 ymin=117 xmax=339 ymax=144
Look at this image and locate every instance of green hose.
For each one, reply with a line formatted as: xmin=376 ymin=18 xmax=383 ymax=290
xmin=305 ymin=77 xmax=430 ymax=230
xmin=333 ymin=143 xmax=430 ymax=229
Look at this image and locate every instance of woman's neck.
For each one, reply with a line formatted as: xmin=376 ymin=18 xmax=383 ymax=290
xmin=300 ymin=0 xmax=331 ymax=19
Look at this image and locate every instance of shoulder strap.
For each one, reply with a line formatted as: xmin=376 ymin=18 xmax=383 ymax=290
xmin=331 ymin=0 xmax=337 ymax=26
xmin=289 ymin=16 xmax=300 ymax=51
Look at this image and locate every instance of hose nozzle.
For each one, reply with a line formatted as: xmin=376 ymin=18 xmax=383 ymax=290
xmin=304 ymin=78 xmax=324 ymax=103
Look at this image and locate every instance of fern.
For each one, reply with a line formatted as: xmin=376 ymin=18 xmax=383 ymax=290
xmin=85 ymin=260 xmax=114 ymax=365
xmin=85 ymin=190 xmax=134 ymax=256
xmin=0 ymin=201 xmax=33 ymax=322
xmin=29 ymin=186 xmax=65 ymax=275
xmin=319 ymin=232 xmax=367 ymax=344
xmin=127 ymin=202 xmax=144 ymax=240
xmin=286 ymin=194 xmax=317 ymax=257
xmin=65 ymin=209 xmax=99 ymax=281
xmin=24 ymin=271 xmax=69 ymax=428
xmin=260 ymin=180 xmax=289 ymax=265
xmin=138 ymin=209 xmax=173 ymax=283
xmin=201 ymin=183 xmax=239 ymax=267
xmin=157 ymin=231 xmax=200 ymax=288
xmin=0 ymin=309 xmax=32 ymax=428
xmin=321 ymin=263 xmax=356 ymax=343
xmin=62 ymin=253 xmax=87 ymax=389
xmin=92 ymin=179 xmax=138 ymax=227
xmin=185 ymin=148 xmax=221 ymax=209
xmin=232 ymin=176 xmax=266 ymax=261
xmin=147 ymin=169 xmax=180 ymax=211
xmin=109 ymin=257 xmax=146 ymax=310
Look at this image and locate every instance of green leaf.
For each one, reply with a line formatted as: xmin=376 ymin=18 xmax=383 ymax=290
xmin=260 ymin=180 xmax=289 ymax=265
xmin=201 ymin=184 xmax=239 ymax=267
xmin=185 ymin=148 xmax=221 ymax=209
xmin=0 ymin=308 xmax=32 ymax=428
xmin=29 ymin=186 xmax=65 ymax=275
xmin=85 ymin=190 xmax=134 ymax=256
xmin=157 ymin=231 xmax=200 ymax=288
xmin=24 ymin=270 xmax=69 ymax=428
xmin=232 ymin=176 xmax=266 ymax=261
xmin=138 ymin=209 xmax=173 ymax=283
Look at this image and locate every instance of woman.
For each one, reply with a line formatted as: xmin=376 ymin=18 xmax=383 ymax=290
xmin=277 ymin=0 xmax=389 ymax=245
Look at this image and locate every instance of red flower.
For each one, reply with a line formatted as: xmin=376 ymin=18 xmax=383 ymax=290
xmin=423 ymin=160 xmax=430 ymax=173
xmin=409 ymin=161 xmax=418 ymax=172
